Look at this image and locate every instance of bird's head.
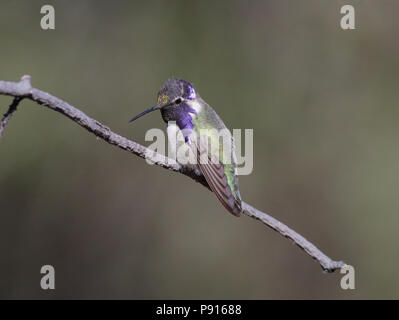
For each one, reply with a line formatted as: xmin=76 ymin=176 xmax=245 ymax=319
xmin=129 ymin=78 xmax=198 ymax=123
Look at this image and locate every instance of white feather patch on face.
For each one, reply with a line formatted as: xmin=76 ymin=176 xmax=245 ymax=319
xmin=187 ymin=86 xmax=196 ymax=99
xmin=187 ymin=99 xmax=202 ymax=113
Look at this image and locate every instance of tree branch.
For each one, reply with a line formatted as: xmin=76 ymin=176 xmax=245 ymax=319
xmin=0 ymin=95 xmax=23 ymax=139
xmin=0 ymin=75 xmax=346 ymax=272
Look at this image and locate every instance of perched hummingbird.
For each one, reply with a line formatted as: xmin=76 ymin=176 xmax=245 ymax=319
xmin=130 ymin=78 xmax=242 ymax=216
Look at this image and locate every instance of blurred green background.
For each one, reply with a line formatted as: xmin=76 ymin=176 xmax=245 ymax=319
xmin=0 ymin=0 xmax=398 ymax=299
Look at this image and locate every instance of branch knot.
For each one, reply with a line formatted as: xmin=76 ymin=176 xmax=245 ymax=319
xmin=17 ymin=75 xmax=33 ymax=96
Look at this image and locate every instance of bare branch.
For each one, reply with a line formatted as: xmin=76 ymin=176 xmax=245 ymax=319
xmin=0 ymin=97 xmax=21 ymax=140
xmin=0 ymin=75 xmax=346 ymax=272
xmin=0 ymin=75 xmax=31 ymax=140
xmin=242 ymin=202 xmax=345 ymax=272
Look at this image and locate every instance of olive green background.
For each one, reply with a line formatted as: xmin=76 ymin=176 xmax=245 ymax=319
xmin=1 ymin=0 xmax=398 ymax=299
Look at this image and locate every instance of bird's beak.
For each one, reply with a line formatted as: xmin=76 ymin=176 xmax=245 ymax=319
xmin=129 ymin=104 xmax=161 ymax=123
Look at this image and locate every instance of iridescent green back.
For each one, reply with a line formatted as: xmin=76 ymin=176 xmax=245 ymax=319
xmin=191 ymin=99 xmax=242 ymax=204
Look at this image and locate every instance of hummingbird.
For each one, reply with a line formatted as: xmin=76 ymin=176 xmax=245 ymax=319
xmin=129 ymin=78 xmax=242 ymax=216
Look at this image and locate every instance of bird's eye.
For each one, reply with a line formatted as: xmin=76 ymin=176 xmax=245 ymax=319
xmin=174 ymin=98 xmax=182 ymax=104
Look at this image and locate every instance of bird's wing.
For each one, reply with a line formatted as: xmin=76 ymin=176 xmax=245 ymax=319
xmin=195 ymin=136 xmax=242 ymax=216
